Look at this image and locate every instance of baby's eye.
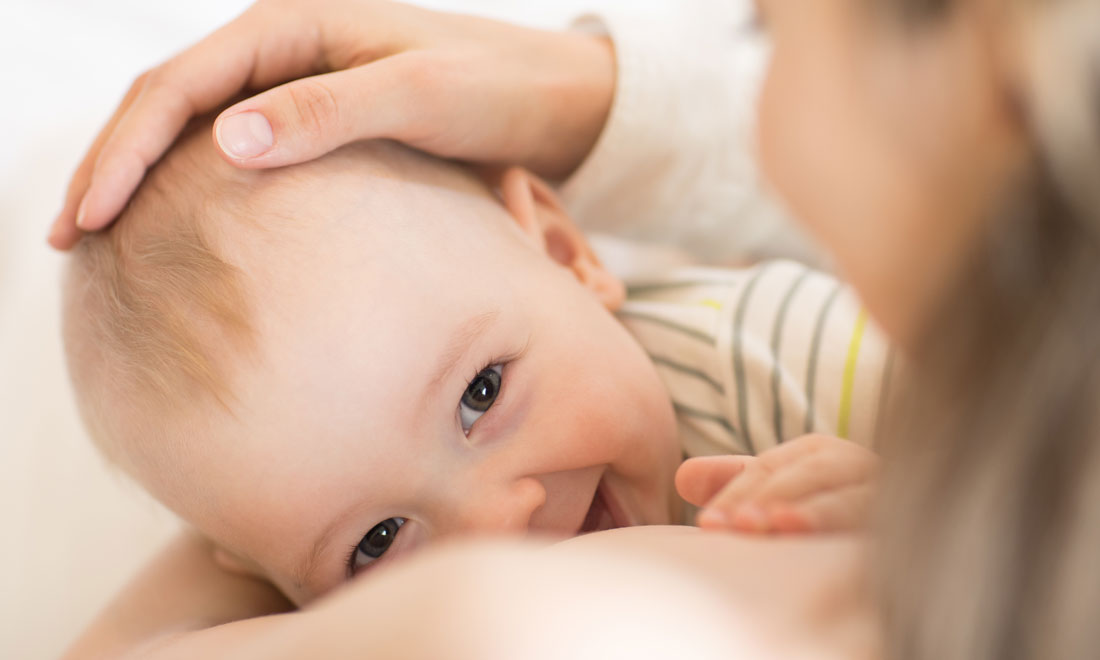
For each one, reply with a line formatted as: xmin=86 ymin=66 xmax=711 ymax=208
xmin=459 ymin=365 xmax=503 ymax=433
xmin=351 ymin=517 xmax=405 ymax=574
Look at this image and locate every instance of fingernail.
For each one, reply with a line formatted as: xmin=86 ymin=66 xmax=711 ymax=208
xmin=697 ymin=508 xmax=729 ymax=528
xmin=216 ymin=112 xmax=274 ymax=160
xmin=734 ymin=504 xmax=768 ymax=531
xmin=75 ymin=196 xmax=90 ymax=230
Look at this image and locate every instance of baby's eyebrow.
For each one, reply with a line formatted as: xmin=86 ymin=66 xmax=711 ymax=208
xmin=425 ymin=308 xmax=502 ymax=397
xmin=294 ymin=307 xmax=502 ymax=590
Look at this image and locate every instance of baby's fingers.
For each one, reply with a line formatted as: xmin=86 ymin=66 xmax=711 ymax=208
xmin=768 ymin=483 xmax=875 ymax=533
xmin=750 ymin=447 xmax=877 ymax=509
xmin=693 ymin=462 xmax=773 ymax=531
xmin=675 ymin=455 xmax=754 ymax=507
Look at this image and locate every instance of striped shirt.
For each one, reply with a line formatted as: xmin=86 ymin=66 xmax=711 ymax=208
xmin=617 ymin=261 xmax=895 ymax=458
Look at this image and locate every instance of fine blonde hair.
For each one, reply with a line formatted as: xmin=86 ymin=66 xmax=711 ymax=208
xmin=63 ymin=120 xmax=255 ymax=458
xmin=63 ymin=122 xmax=492 ymax=462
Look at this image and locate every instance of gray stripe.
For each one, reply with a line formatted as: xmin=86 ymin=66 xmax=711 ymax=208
xmin=616 ymin=309 xmax=716 ymax=345
xmin=626 ymin=279 xmax=738 ymax=296
xmin=769 ymin=268 xmax=811 ymax=444
xmin=673 ymin=402 xmax=737 ymax=437
xmin=873 ymin=348 xmax=897 ymax=444
xmin=648 ymin=354 xmax=725 ymax=394
xmin=804 ymin=284 xmax=844 ymax=434
xmin=731 ymin=266 xmax=770 ymax=454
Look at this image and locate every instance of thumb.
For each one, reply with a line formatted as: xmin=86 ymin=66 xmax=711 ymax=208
xmin=213 ymin=55 xmax=425 ymax=169
xmin=675 ymin=456 xmax=753 ymax=507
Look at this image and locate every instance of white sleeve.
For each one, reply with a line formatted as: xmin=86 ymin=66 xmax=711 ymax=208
xmin=560 ymin=1 xmax=824 ymax=268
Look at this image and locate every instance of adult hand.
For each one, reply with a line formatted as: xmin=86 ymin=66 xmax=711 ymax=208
xmin=49 ymin=0 xmax=615 ymax=249
xmin=676 ymin=435 xmax=879 ymax=534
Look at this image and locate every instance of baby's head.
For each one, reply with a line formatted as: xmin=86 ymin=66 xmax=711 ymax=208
xmin=63 ymin=119 xmax=680 ymax=603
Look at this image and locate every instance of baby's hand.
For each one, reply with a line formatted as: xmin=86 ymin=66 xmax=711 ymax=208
xmin=675 ymin=435 xmax=878 ymax=534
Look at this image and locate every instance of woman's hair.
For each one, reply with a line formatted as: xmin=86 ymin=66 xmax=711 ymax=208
xmin=877 ymin=1 xmax=1100 ymax=658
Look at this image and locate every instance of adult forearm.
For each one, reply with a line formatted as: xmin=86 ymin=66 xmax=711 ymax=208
xmin=61 ymin=530 xmax=292 ymax=660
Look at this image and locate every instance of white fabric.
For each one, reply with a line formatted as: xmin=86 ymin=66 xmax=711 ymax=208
xmin=562 ymin=3 xmax=823 ymax=267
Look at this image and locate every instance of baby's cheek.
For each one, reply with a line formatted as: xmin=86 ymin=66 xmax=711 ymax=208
xmin=593 ymin=356 xmax=679 ymax=490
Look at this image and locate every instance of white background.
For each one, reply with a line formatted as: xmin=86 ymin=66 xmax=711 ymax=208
xmin=0 ymin=1 xmax=669 ymax=657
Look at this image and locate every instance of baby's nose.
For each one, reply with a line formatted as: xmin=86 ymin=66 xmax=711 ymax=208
xmin=450 ymin=476 xmax=546 ymax=533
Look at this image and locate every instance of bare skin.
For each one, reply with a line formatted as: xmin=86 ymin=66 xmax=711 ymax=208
xmin=56 ymin=0 xmax=1035 ymax=654
xmin=680 ymin=435 xmax=879 ymax=533
xmin=47 ymin=0 xmax=614 ymax=249
xmin=61 ymin=532 xmax=292 ymax=660
xmin=66 ymin=527 xmax=877 ymax=660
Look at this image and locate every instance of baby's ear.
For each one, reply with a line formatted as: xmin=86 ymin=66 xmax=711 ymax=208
xmin=491 ymin=167 xmax=625 ymax=311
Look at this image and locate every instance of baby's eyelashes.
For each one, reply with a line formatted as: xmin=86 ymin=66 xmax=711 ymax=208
xmin=459 ymin=364 xmax=503 ymax=433
xmin=349 ymin=517 xmax=406 ymax=576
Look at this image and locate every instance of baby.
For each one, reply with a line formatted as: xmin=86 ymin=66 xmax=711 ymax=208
xmin=62 ymin=117 xmax=889 ymax=606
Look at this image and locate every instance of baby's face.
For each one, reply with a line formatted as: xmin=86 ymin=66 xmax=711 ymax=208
xmin=125 ymin=146 xmax=681 ymax=603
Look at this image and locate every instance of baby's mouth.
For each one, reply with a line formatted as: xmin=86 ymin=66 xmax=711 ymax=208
xmin=578 ymin=480 xmax=630 ymax=534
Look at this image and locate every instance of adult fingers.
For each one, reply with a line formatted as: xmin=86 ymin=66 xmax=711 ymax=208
xmin=675 ymin=455 xmax=753 ymax=508
xmin=57 ymin=4 xmax=324 ymax=237
xmin=48 ymin=72 xmax=149 ymax=249
xmin=212 ymin=52 xmax=447 ymax=169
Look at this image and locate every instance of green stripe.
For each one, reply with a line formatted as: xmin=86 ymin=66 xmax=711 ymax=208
xmin=616 ymin=309 xmax=716 ymax=345
xmin=836 ymin=310 xmax=868 ymax=439
xmin=732 ymin=266 xmax=770 ymax=454
xmin=769 ymin=268 xmax=811 ymax=444
xmin=804 ymin=284 xmax=843 ymax=434
xmin=673 ymin=402 xmax=737 ymax=437
xmin=625 ymin=279 xmax=739 ymax=296
xmin=648 ymin=354 xmax=725 ymax=393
